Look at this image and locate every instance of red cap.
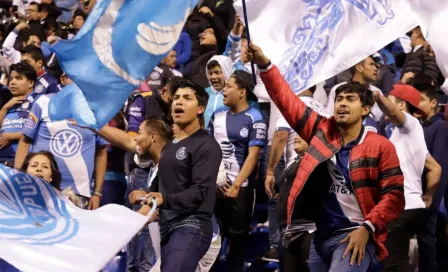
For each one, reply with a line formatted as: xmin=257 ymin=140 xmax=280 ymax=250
xmin=389 ymin=84 xmax=425 ymax=115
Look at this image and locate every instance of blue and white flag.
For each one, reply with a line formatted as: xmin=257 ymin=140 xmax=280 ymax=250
xmin=234 ymin=0 xmax=417 ymax=94
xmin=0 ymin=165 xmax=148 ymax=272
xmin=50 ymin=0 xmax=198 ymax=129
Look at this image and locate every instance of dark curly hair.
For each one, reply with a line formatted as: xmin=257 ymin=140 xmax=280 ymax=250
xmin=20 ymin=151 xmax=62 ymax=190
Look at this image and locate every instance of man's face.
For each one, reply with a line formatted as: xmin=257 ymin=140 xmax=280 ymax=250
xmin=417 ymin=93 xmax=437 ymax=118
xmin=162 ymin=50 xmax=177 ymax=69
xmin=25 ymin=35 xmax=41 ymax=48
xmin=27 ymin=4 xmax=40 ymax=21
xmin=334 ymin=92 xmax=369 ymax=127
xmin=208 ymin=65 xmax=225 ymax=91
xmin=410 ymin=27 xmax=422 ymax=47
xmin=8 ymin=71 xmax=33 ymax=97
xmin=135 ymin=122 xmax=154 ymax=157
xmin=171 ymin=87 xmax=204 ymax=126
xmin=359 ymin=57 xmax=378 ymax=82
xmin=73 ymin=16 xmax=85 ymax=30
xmin=223 ymin=77 xmax=243 ymax=107
xmin=21 ymin=54 xmax=42 ymax=73
xmin=200 ymin=28 xmax=217 ymax=45
xmin=240 ymin=38 xmax=248 ymax=63
xmin=160 ymin=81 xmax=173 ymax=105
xmin=293 ymin=135 xmax=308 ymax=154
xmin=387 ymin=95 xmax=406 ymax=112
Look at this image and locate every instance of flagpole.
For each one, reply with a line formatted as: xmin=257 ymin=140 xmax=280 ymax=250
xmin=241 ymin=0 xmax=257 ymax=85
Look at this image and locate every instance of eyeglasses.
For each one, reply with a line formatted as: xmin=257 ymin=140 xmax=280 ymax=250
xmin=200 ymin=30 xmax=215 ymax=37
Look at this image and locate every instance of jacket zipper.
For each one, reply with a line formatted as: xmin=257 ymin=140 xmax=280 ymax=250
xmin=286 ymin=145 xmax=341 ymax=230
xmin=348 ymin=149 xmax=364 ymax=221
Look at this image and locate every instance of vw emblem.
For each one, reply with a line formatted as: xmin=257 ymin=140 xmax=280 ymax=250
xmin=50 ymin=128 xmax=83 ymax=158
xmin=0 ymin=167 xmax=79 ymax=245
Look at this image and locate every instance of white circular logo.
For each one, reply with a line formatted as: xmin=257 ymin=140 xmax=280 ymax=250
xmin=150 ymin=71 xmax=160 ymax=80
xmin=50 ymin=128 xmax=83 ymax=158
xmin=35 ymin=85 xmax=45 ymax=94
xmin=21 ymin=101 xmax=30 ymax=109
xmin=176 ymin=146 xmax=188 ymax=160
xmin=240 ymin=127 xmax=249 ymax=138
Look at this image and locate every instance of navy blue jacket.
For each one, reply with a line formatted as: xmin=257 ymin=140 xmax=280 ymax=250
xmin=422 ymin=113 xmax=448 ymax=212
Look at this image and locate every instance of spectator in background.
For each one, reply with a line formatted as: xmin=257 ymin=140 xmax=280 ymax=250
xmin=2 ymin=22 xmax=42 ymax=64
xmin=26 ymin=2 xmax=42 ymax=24
xmin=39 ymin=2 xmax=62 ymax=23
xmin=200 ymin=0 xmax=235 ymax=31
xmin=12 ymin=0 xmax=39 ymax=17
xmin=21 ymin=45 xmax=59 ymax=97
xmin=161 ymin=50 xmax=182 ymax=77
xmin=326 ymin=56 xmax=383 ymax=128
xmin=413 ymin=82 xmax=448 ymax=272
xmin=55 ymin=0 xmax=82 ymax=23
xmin=72 ymin=9 xmax=85 ymax=34
xmin=373 ymin=85 xmax=442 ymax=272
xmin=146 ymin=63 xmax=174 ymax=96
xmin=20 ymin=151 xmax=62 ymax=190
xmin=208 ymin=71 xmax=266 ymax=272
xmin=191 ymin=6 xmax=228 ymax=88
xmin=204 ymin=55 xmax=232 ymax=127
xmin=401 ymin=26 xmax=442 ymax=87
xmin=0 ymin=62 xmax=36 ymax=166
xmin=372 ymin=49 xmax=396 ymax=95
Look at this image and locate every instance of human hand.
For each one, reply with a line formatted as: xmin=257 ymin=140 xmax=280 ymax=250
xmin=341 ymin=226 xmax=370 ymax=266
xmin=246 ymin=43 xmax=271 ymax=67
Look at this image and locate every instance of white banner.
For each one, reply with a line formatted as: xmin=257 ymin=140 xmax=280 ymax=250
xmin=234 ymin=0 xmax=417 ymax=93
xmin=0 ymin=165 xmax=147 ymax=272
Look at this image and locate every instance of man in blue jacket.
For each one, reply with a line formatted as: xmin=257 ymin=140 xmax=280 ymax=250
xmin=414 ymin=82 xmax=448 ymax=272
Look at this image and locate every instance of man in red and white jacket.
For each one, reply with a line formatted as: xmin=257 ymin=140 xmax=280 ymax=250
xmin=247 ymin=44 xmax=405 ymax=271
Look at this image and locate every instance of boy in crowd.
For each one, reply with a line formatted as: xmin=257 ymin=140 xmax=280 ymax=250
xmin=248 ymin=43 xmax=405 ymax=271
xmin=204 ymin=55 xmax=233 ymax=127
xmin=0 ymin=62 xmax=36 ymax=166
xmin=208 ymin=70 xmax=266 ymax=271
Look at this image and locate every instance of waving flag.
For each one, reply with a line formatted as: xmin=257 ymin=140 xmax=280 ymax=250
xmin=50 ymin=0 xmax=198 ymax=129
xmin=0 ymin=165 xmax=148 ymax=272
xmin=234 ymin=0 xmax=417 ymax=94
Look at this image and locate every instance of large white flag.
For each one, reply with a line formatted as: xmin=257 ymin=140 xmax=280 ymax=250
xmin=234 ymin=0 xmax=417 ymax=93
xmin=0 ymin=165 xmax=148 ymax=272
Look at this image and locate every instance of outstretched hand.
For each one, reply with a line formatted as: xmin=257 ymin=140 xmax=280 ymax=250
xmin=245 ymin=43 xmax=271 ymax=67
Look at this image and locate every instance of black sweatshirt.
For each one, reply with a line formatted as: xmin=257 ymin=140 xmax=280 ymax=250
xmin=157 ymin=129 xmax=222 ymax=240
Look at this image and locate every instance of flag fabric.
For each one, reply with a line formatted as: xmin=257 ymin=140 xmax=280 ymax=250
xmin=0 ymin=164 xmax=148 ymax=272
xmin=49 ymin=0 xmax=198 ymax=129
xmin=408 ymin=0 xmax=448 ymax=80
xmin=233 ymin=0 xmax=417 ymax=94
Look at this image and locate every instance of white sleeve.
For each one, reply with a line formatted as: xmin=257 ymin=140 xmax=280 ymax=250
xmin=2 ymin=31 xmax=21 ymax=64
xmin=398 ymin=112 xmax=418 ymax=134
xmin=276 ymin=114 xmax=291 ymax=130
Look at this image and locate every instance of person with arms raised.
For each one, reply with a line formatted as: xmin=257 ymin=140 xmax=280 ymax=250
xmin=247 ymin=44 xmax=405 ymax=272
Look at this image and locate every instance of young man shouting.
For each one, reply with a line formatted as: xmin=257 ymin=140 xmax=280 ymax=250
xmin=247 ymin=44 xmax=405 ymax=271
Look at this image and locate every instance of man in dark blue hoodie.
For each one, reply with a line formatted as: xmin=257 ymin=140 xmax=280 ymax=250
xmin=414 ymin=82 xmax=448 ymax=272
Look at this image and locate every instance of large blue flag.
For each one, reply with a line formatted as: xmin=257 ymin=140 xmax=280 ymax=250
xmin=49 ymin=0 xmax=198 ymax=129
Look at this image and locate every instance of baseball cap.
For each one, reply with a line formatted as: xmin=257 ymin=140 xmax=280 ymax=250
xmin=231 ymin=70 xmax=258 ymax=102
xmin=389 ymin=84 xmax=425 ymax=115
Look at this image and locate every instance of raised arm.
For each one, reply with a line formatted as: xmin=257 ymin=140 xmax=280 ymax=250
xmin=97 ymin=126 xmax=136 ymax=153
xmin=247 ymin=43 xmax=325 ymax=142
xmin=373 ymin=91 xmax=406 ymax=127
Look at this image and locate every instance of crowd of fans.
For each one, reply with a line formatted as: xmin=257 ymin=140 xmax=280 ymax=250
xmin=0 ymin=0 xmax=447 ymax=272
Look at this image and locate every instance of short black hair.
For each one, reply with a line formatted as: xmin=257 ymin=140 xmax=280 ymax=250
xmin=167 ymin=76 xmax=184 ymax=96
xmin=73 ymin=9 xmax=87 ymax=21
xmin=414 ymin=83 xmax=438 ymax=102
xmin=172 ymin=78 xmax=209 ymax=127
xmin=349 ymin=56 xmax=374 ymax=76
xmin=9 ymin=61 xmax=37 ymax=82
xmin=21 ymin=45 xmax=45 ymax=63
xmin=308 ymin=85 xmax=316 ymax=94
xmin=230 ymin=70 xmax=256 ymax=101
xmin=335 ymin=82 xmax=375 ymax=108
xmin=20 ymin=151 xmax=62 ymax=191
xmin=29 ymin=2 xmax=39 ymax=10
xmin=411 ymin=74 xmax=434 ymax=86
xmin=143 ymin=117 xmax=173 ymax=142
xmin=206 ymin=60 xmax=221 ymax=71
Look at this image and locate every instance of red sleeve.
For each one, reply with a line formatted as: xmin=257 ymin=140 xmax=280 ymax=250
xmin=364 ymin=139 xmax=405 ymax=232
xmin=259 ymin=65 xmax=326 ymax=142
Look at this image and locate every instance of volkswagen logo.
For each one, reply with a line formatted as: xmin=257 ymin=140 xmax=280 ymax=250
xmin=50 ymin=128 xmax=83 ymax=158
